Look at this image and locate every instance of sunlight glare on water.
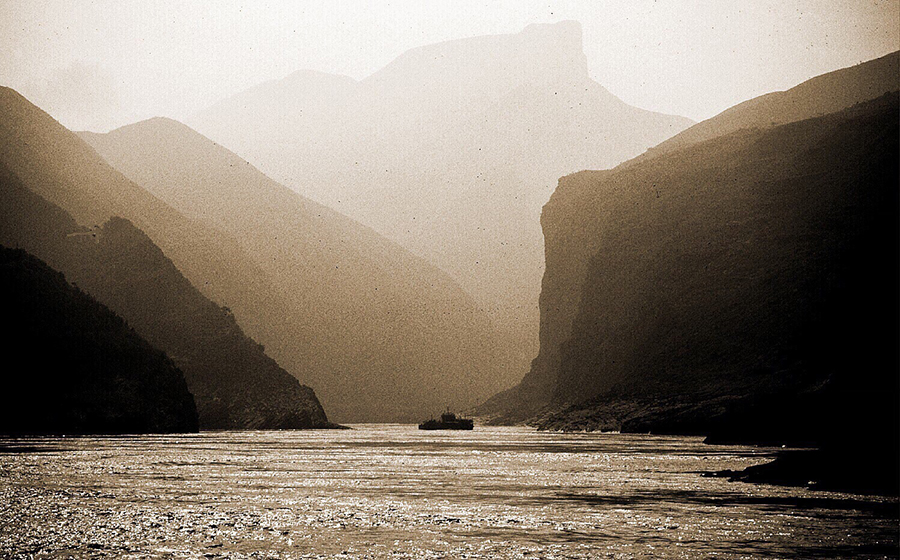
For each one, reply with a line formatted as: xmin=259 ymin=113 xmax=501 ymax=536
xmin=0 ymin=425 xmax=897 ymax=558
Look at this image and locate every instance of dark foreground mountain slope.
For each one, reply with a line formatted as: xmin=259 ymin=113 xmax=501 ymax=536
xmin=481 ymin=54 xmax=900 ymax=424
xmin=501 ymin=94 xmax=899 ymax=491
xmin=79 ymin=117 xmax=510 ymax=422
xmin=0 ymin=163 xmax=333 ymax=429
xmin=552 ymin=93 xmax=897 ymax=417
xmin=0 ymin=245 xmax=198 ymax=434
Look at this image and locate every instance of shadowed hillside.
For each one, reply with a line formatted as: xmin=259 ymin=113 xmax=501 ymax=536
xmin=0 ymin=163 xmax=333 ymax=429
xmin=0 ymin=86 xmax=508 ymax=422
xmin=0 ymin=245 xmax=198 ymax=434
xmin=191 ymin=21 xmax=693 ymax=375
xmin=554 ymin=96 xmax=899 ymax=492
xmin=481 ymin=90 xmax=899 ymax=489
xmin=551 ymin=94 xmax=897 ymax=418
xmin=481 ymin=53 xmax=900 ymax=427
xmin=79 ymin=117 xmax=513 ymax=422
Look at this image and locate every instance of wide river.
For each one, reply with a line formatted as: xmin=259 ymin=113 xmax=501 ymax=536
xmin=0 ymin=425 xmax=896 ymax=558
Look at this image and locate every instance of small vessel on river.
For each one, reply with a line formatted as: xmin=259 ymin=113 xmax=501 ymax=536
xmin=418 ymin=409 xmax=474 ymax=430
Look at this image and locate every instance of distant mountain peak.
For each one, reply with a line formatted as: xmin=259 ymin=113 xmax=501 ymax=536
xmin=105 ymin=115 xmax=200 ymax=137
xmin=81 ymin=116 xmax=223 ymax=162
xmin=110 ymin=116 xmax=192 ymax=135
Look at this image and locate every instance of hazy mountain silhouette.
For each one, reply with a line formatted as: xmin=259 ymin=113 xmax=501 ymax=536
xmin=0 ymin=163 xmax=334 ymax=429
xmin=0 ymin=86 xmax=286 ymax=351
xmin=191 ymin=21 xmax=694 ymax=373
xmin=62 ymin=112 xmax=506 ymax=423
xmin=0 ymin=85 xmax=508 ymax=423
xmin=480 ymin=53 xmax=900 ymax=425
xmin=0 ymin=245 xmax=198 ymax=434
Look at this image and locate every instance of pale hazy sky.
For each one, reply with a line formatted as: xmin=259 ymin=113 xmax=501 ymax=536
xmin=1 ymin=0 xmax=897 ymax=131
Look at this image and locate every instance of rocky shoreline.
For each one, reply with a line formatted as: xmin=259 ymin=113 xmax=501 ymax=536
xmin=705 ymin=449 xmax=900 ymax=496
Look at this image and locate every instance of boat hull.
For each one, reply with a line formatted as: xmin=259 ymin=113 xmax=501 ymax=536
xmin=418 ymin=420 xmax=474 ymax=430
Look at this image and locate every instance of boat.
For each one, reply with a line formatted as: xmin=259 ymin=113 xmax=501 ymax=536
xmin=418 ymin=409 xmax=474 ymax=430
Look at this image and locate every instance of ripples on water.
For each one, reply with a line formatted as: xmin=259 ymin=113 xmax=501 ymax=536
xmin=0 ymin=426 xmax=896 ymax=559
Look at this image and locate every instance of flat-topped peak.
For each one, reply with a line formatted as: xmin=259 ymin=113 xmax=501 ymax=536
xmin=363 ymin=20 xmax=590 ymax=89
xmin=521 ymin=20 xmax=583 ymax=40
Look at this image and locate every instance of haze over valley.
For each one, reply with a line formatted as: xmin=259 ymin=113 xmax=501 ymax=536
xmin=190 ymin=21 xmax=693 ymax=367
xmin=1 ymin=2 xmax=898 ymax=556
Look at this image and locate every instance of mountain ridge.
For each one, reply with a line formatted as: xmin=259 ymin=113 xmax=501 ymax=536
xmin=628 ymin=50 xmax=899 ymax=166
xmin=79 ymin=115 xmax=514 ymax=422
xmin=190 ymin=21 xmax=694 ymax=377
xmin=0 ymin=102 xmax=336 ymax=429
xmin=479 ymin=52 xmax=900 ymax=429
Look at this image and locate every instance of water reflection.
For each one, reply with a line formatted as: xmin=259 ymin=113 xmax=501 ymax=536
xmin=0 ymin=425 xmax=896 ymax=558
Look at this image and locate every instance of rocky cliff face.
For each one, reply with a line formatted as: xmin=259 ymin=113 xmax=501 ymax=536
xmin=0 ymin=245 xmax=198 ymax=435
xmin=527 ymin=96 xmax=900 ymax=498
xmin=0 ymin=164 xmax=334 ymax=429
xmin=481 ymin=52 xmax=899 ymax=439
xmin=546 ymin=94 xmax=897 ymax=428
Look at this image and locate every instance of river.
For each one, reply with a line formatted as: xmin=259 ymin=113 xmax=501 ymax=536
xmin=0 ymin=425 xmax=896 ymax=558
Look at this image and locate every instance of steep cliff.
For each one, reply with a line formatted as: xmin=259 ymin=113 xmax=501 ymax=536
xmin=545 ymin=94 xmax=897 ymax=428
xmin=482 ymin=53 xmax=900 ymax=427
xmin=522 ymin=93 xmax=900 ymax=494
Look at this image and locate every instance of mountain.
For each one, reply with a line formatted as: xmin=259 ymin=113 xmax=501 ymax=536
xmin=0 ymin=245 xmax=198 ymax=435
xmin=80 ymin=117 xmax=512 ymax=422
xmin=476 ymin=61 xmax=898 ymax=493
xmin=631 ymin=50 xmax=899 ymax=165
xmin=0 ymin=162 xmax=334 ymax=429
xmin=190 ymin=21 xmax=694 ymax=374
xmin=528 ymin=99 xmax=897 ymax=494
xmin=480 ymin=53 xmax=900 ymax=425
xmin=0 ymin=84 xmax=508 ymax=422
xmin=547 ymin=93 xmax=896 ymax=422
xmin=0 ymin=85 xmax=283 ymax=353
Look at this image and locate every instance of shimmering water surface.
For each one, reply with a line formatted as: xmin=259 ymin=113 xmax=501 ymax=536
xmin=0 ymin=425 xmax=896 ymax=559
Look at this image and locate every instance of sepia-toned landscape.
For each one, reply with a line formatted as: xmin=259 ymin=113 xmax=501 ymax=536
xmin=1 ymin=2 xmax=898 ymax=558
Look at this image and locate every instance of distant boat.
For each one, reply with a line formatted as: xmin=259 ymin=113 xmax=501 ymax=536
xmin=418 ymin=409 xmax=474 ymax=430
